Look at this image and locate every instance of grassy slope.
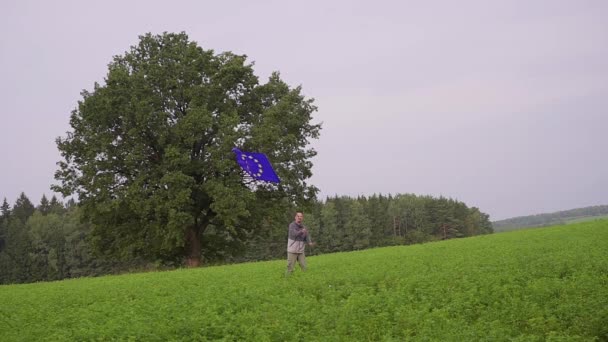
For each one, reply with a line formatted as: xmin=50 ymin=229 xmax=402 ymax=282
xmin=564 ymin=214 xmax=608 ymax=224
xmin=1 ymin=220 xmax=607 ymax=341
xmin=492 ymin=207 xmax=608 ymax=232
xmin=495 ymin=216 xmax=608 ymax=233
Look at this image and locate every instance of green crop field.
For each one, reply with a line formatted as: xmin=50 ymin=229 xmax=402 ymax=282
xmin=1 ymin=220 xmax=607 ymax=341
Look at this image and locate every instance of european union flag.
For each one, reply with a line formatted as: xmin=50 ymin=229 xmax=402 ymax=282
xmin=232 ymin=148 xmax=281 ymax=183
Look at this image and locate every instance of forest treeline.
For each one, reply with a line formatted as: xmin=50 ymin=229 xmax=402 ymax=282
xmin=0 ymin=192 xmax=492 ymax=285
xmin=492 ymin=205 xmax=608 ymax=231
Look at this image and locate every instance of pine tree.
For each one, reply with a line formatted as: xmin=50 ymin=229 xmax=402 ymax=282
xmin=345 ymin=200 xmax=372 ymax=250
xmin=0 ymin=198 xmax=8 ymax=253
xmin=319 ymin=200 xmax=340 ymax=253
xmin=12 ymin=193 xmax=35 ymax=223
xmin=1 ymin=198 xmax=10 ymax=218
xmin=49 ymin=195 xmax=65 ymax=215
xmin=27 ymin=211 xmax=67 ymax=281
xmin=38 ymin=194 xmax=51 ymax=215
xmin=1 ymin=218 xmax=32 ymax=283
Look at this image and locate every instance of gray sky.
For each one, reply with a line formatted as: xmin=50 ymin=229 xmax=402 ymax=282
xmin=1 ymin=0 xmax=606 ymax=220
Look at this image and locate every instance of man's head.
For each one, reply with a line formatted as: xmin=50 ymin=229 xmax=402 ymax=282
xmin=295 ymin=211 xmax=304 ymax=224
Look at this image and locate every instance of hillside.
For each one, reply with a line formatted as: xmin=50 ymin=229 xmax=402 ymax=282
xmin=492 ymin=204 xmax=608 ymax=231
xmin=1 ymin=219 xmax=607 ymax=341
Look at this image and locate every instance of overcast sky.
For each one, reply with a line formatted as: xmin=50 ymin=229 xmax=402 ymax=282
xmin=1 ymin=0 xmax=606 ymax=220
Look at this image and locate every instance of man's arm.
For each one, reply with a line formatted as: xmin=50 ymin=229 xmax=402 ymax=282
xmin=303 ymin=229 xmax=316 ymax=247
xmin=288 ymin=223 xmax=306 ymax=240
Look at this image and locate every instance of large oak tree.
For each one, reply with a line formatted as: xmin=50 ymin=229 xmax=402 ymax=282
xmin=54 ymin=32 xmax=320 ymax=266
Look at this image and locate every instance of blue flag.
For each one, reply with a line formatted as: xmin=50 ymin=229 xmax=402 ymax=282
xmin=232 ymin=148 xmax=281 ymax=183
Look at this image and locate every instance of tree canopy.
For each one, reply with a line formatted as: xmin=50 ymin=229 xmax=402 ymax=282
xmin=54 ymin=32 xmax=321 ymax=266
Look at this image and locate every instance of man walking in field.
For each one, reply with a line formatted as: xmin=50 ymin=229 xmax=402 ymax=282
xmin=286 ymin=211 xmax=314 ymax=275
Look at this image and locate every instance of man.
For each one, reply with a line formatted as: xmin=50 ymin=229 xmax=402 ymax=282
xmin=286 ymin=211 xmax=314 ymax=275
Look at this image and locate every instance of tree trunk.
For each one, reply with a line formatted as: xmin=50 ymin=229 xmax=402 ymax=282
xmin=185 ymin=226 xmax=201 ymax=267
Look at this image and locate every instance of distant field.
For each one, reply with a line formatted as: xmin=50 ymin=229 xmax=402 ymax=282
xmin=564 ymin=214 xmax=608 ymax=224
xmin=495 ymin=215 xmax=608 ymax=232
xmin=1 ymin=220 xmax=607 ymax=341
xmin=494 ymin=215 xmax=608 ymax=232
xmin=492 ymin=205 xmax=608 ymax=232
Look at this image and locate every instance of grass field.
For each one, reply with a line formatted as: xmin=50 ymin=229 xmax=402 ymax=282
xmin=1 ymin=220 xmax=607 ymax=341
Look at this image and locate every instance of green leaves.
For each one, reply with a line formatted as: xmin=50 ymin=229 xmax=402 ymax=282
xmin=54 ymin=32 xmax=320 ymax=264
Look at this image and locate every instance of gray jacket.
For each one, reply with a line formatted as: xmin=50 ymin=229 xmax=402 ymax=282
xmin=287 ymin=221 xmax=309 ymax=253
